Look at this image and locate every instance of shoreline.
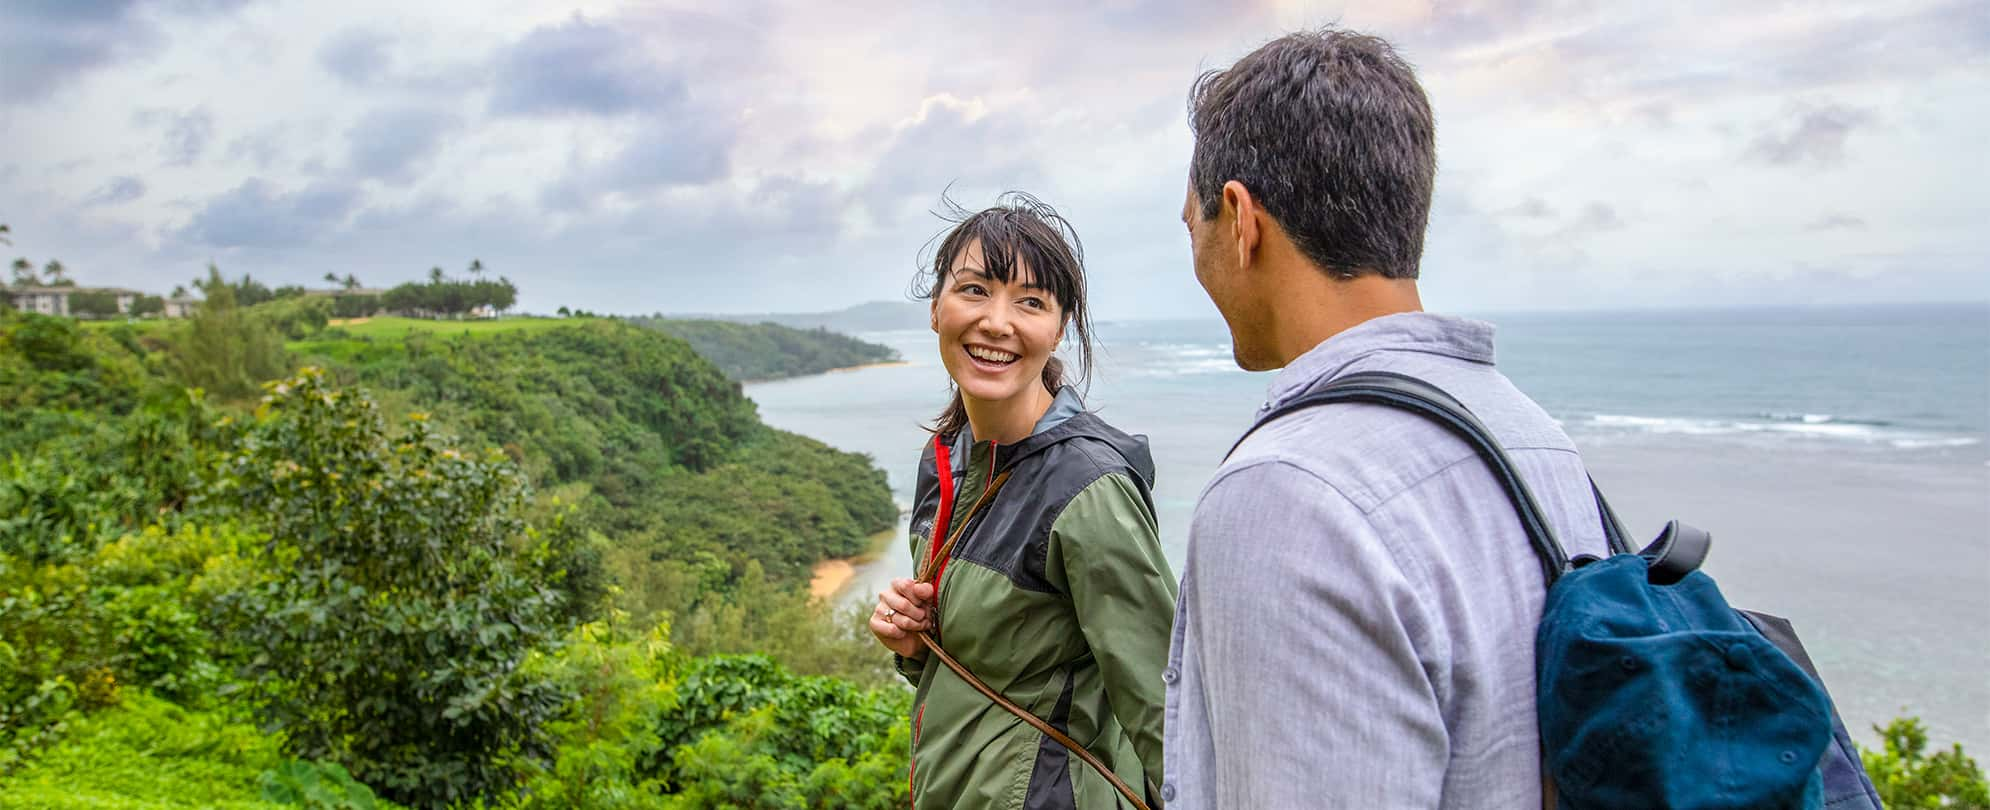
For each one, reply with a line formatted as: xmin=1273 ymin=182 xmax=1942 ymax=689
xmin=743 ymin=360 xmax=910 ymax=385
xmin=808 ymin=527 xmax=899 ymax=601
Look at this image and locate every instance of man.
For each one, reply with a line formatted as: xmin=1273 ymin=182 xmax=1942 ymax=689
xmin=1161 ymin=29 xmax=1613 ymax=809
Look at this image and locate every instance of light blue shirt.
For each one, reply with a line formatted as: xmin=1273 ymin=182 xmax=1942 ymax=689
xmin=1162 ymin=312 xmax=1612 ymax=809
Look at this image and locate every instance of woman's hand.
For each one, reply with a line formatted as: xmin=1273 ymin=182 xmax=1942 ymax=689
xmin=869 ymin=578 xmax=935 ymax=659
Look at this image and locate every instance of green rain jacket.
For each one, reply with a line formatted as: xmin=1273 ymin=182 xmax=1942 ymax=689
xmin=896 ymin=388 xmax=1177 ymax=809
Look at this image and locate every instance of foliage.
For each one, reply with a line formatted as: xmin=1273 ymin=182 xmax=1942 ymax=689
xmin=250 ymin=295 xmax=333 ymax=340
xmin=1861 ymin=717 xmax=1990 ymax=809
xmin=381 ymin=273 xmax=518 ymax=318
xmin=0 ymin=301 xmax=915 ymax=808
xmin=215 ymin=369 xmax=567 ymax=806
xmin=259 ymin=759 xmax=396 ymax=809
xmin=654 ymin=654 xmax=910 ymax=809
xmin=503 ymin=617 xmax=677 ymax=809
xmin=331 ymin=293 xmax=380 ymax=319
xmin=132 ymin=294 xmax=166 ymax=317
xmin=629 ymin=317 xmax=900 ymax=381
xmin=0 ymin=693 xmax=287 ymax=809
xmin=70 ymin=288 xmax=126 ymax=318
xmin=166 ymin=268 xmax=289 ymax=401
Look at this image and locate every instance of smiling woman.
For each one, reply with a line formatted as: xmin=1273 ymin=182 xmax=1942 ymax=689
xmin=872 ymin=192 xmax=1177 ymax=810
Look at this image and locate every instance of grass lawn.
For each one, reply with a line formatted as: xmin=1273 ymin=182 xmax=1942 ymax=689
xmin=314 ymin=315 xmax=581 ymax=341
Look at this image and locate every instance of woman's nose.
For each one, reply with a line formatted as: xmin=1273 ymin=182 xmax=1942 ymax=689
xmin=977 ymin=308 xmax=1012 ymax=338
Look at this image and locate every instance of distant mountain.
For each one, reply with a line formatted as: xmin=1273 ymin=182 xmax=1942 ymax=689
xmin=675 ymin=301 xmax=928 ymax=334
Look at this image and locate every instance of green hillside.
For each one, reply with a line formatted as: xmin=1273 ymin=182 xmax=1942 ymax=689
xmin=0 ymin=295 xmax=911 ymax=807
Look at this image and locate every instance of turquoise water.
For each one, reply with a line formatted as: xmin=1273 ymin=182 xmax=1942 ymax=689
xmin=744 ymin=303 xmax=1989 ymax=751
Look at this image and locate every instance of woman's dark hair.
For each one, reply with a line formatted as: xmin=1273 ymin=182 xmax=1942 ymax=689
xmin=913 ymin=191 xmax=1094 ymax=438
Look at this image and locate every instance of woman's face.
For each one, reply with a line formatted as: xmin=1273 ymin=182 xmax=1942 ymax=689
xmin=931 ymin=239 xmax=1065 ymax=413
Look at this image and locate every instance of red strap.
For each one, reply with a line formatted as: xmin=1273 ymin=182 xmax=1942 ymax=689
xmin=928 ymin=435 xmax=956 ymax=589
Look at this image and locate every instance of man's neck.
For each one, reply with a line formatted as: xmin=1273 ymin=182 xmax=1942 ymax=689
xmin=1266 ymin=272 xmax=1424 ymax=368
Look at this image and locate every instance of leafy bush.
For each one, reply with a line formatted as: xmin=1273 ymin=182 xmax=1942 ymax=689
xmin=216 ymin=369 xmax=566 ymax=806
xmin=259 ymin=759 xmax=395 ymax=809
xmin=165 ymin=270 xmax=288 ymax=401
xmin=0 ymin=692 xmax=287 ymax=809
xmin=1861 ymin=716 xmax=1990 ymax=809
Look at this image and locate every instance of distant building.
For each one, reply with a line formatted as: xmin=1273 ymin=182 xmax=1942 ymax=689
xmin=10 ymin=286 xmax=71 ymax=316
xmin=164 ymin=296 xmax=202 ymax=318
xmin=7 ymin=286 xmax=143 ymax=317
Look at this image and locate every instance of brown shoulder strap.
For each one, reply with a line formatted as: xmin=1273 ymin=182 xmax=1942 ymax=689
xmin=912 ymin=470 xmax=1153 ymax=810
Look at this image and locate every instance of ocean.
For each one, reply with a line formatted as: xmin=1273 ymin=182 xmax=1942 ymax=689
xmin=744 ymin=303 xmax=1990 ymax=752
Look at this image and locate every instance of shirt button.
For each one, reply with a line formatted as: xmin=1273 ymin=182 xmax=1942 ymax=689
xmin=1162 ymin=666 xmax=1179 ymax=685
xmin=1161 ymin=783 xmax=1176 ymax=802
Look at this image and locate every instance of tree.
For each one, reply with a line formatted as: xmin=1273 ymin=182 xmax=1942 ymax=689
xmin=1861 ymin=717 xmax=1989 ymax=809
xmin=0 ymin=223 xmax=11 ymax=246
xmin=170 ymin=285 xmax=188 ymax=299
xmin=166 ymin=266 xmax=288 ymax=400
xmin=323 ymin=272 xmax=339 ymax=286
xmin=129 ymin=294 xmax=165 ymax=317
xmin=68 ymin=289 xmax=122 ymax=318
xmin=41 ymin=260 xmax=70 ymax=287
xmin=428 ymin=266 xmax=445 ymax=284
xmin=468 ymin=258 xmax=484 ymax=278
xmin=217 ymin=369 xmax=567 ymax=806
xmin=342 ymin=273 xmax=360 ymax=291
xmin=11 ymin=258 xmax=38 ymax=288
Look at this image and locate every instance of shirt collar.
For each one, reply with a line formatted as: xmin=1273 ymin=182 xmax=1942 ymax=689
xmin=1260 ymin=311 xmax=1497 ymax=416
xmin=953 ymin=385 xmax=1085 ymax=456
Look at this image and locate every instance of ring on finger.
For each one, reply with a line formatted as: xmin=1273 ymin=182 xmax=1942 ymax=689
xmin=884 ymin=608 xmax=896 ymax=619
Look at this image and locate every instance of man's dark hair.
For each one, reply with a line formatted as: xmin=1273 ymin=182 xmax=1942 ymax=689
xmin=1188 ymin=28 xmax=1436 ymax=279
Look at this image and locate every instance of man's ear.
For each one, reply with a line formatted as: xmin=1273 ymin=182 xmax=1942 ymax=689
xmin=1223 ymin=180 xmax=1261 ymax=271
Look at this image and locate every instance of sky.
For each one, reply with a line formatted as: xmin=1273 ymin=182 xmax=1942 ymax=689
xmin=2 ymin=0 xmax=1986 ymax=321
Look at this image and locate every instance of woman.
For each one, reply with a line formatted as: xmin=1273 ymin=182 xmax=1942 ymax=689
xmin=870 ymin=193 xmax=1177 ymax=810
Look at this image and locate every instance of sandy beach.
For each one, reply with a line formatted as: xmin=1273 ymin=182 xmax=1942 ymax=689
xmin=808 ymin=528 xmax=900 ymax=601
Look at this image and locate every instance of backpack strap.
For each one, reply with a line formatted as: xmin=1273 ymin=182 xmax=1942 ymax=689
xmin=1227 ymin=371 xmax=1574 ymax=585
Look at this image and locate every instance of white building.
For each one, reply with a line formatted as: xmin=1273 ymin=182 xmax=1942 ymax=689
xmin=8 ymin=286 xmax=146 ymax=318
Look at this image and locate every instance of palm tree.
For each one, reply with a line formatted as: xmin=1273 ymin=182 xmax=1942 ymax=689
xmin=11 ymin=257 xmax=37 ymax=288
xmin=171 ymin=285 xmax=188 ymax=299
xmin=428 ymin=266 xmax=445 ymax=284
xmin=0 ymin=224 xmax=11 ymax=246
xmin=42 ymin=260 xmax=69 ymax=286
xmin=342 ymin=273 xmax=360 ymax=290
xmin=468 ymin=258 xmax=484 ymax=278
xmin=323 ymin=272 xmax=340 ymax=286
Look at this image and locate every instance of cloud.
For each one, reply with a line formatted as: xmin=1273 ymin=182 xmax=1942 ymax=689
xmin=179 ymin=178 xmax=362 ymax=249
xmin=0 ymin=1 xmax=255 ymax=104
xmin=346 ymin=106 xmax=458 ymax=184
xmin=1746 ymin=104 xmax=1875 ymax=168
xmin=157 ymin=107 xmax=215 ymax=167
xmin=488 ymin=14 xmax=684 ymax=118
xmin=0 ymin=2 xmax=153 ymax=104
xmin=317 ymin=26 xmax=394 ymax=86
xmin=1804 ymin=213 xmax=1866 ymax=231
xmin=1501 ymin=197 xmax=1557 ymax=219
xmin=84 ymin=175 xmax=146 ymax=206
xmin=1564 ymin=202 xmax=1625 ymax=235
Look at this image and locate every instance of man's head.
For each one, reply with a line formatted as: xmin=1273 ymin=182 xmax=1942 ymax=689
xmin=1183 ymin=28 xmax=1436 ymax=370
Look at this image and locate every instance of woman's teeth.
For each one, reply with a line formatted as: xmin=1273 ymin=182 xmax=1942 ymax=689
xmin=968 ymin=346 xmax=1018 ymax=364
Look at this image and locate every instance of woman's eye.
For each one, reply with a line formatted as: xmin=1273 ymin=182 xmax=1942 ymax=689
xmin=959 ymin=284 xmax=987 ymax=296
xmin=1021 ymin=298 xmax=1046 ymax=310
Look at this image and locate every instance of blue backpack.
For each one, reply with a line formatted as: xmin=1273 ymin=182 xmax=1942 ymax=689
xmin=1246 ymin=371 xmax=1883 ymax=810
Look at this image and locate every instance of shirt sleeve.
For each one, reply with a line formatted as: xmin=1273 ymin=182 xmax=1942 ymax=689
xmin=1044 ymin=471 xmax=1179 ymax=795
xmin=1185 ymin=459 xmax=1448 ymax=808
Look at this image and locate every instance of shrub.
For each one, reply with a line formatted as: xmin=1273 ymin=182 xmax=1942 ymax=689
xmin=216 ymin=369 xmax=567 ymax=807
xmin=1861 ymin=716 xmax=1990 ymax=809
